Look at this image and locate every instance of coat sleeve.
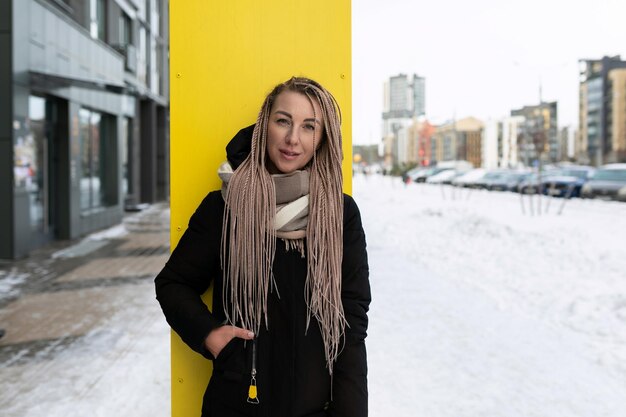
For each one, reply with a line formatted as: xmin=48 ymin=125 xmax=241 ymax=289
xmin=328 ymin=195 xmax=371 ymax=417
xmin=154 ymin=191 xmax=224 ymax=359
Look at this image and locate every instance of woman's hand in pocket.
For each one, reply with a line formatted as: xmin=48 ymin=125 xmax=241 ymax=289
xmin=204 ymin=326 xmax=254 ymax=358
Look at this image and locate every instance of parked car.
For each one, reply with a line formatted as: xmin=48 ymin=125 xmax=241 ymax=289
xmin=485 ymin=171 xmax=531 ymax=192
xmin=541 ymin=166 xmax=594 ymax=198
xmin=435 ymin=160 xmax=474 ymax=172
xmin=580 ymin=164 xmax=626 ymax=201
xmin=517 ymin=170 xmax=558 ymax=194
xmin=426 ymin=169 xmax=458 ymax=184
xmin=452 ymin=168 xmax=487 ymax=188
xmin=474 ymin=170 xmax=510 ymax=189
xmin=412 ymin=167 xmax=451 ymax=183
xmin=402 ymin=167 xmax=425 ymax=183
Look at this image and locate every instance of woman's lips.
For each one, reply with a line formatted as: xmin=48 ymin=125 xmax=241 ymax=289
xmin=279 ymin=149 xmax=300 ymax=160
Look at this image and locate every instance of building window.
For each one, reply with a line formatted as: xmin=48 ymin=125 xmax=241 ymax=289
xmin=79 ymin=108 xmax=117 ymax=212
xmin=150 ymin=35 xmax=157 ymax=92
xmin=156 ymin=42 xmax=164 ymax=95
xmin=90 ymin=0 xmax=107 ymax=41
xmin=120 ymin=12 xmax=132 ymax=46
xmin=138 ymin=26 xmax=147 ymax=85
xmin=156 ymin=0 xmax=163 ymax=35
xmin=145 ymin=0 xmax=151 ymax=23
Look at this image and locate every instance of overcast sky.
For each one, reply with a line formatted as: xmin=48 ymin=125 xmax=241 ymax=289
xmin=352 ymin=0 xmax=626 ymax=145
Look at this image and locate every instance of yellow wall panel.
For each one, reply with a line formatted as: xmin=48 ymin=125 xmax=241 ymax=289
xmin=169 ymin=1 xmax=351 ymax=415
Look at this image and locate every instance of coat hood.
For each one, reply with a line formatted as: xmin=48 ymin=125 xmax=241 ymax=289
xmin=226 ymin=124 xmax=255 ymax=170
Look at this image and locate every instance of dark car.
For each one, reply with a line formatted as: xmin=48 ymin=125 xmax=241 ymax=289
xmin=580 ymin=164 xmax=626 ymax=201
xmin=541 ymin=166 xmax=594 ymax=198
xmin=517 ymin=170 xmax=558 ymax=194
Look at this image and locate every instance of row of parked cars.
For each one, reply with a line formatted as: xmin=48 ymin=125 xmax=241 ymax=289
xmin=402 ymin=163 xmax=626 ymax=201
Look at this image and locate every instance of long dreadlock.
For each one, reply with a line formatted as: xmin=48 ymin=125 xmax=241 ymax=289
xmin=221 ymin=77 xmax=345 ymax=374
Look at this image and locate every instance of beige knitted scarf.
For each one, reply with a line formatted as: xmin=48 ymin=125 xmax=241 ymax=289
xmin=218 ymin=161 xmax=310 ymax=254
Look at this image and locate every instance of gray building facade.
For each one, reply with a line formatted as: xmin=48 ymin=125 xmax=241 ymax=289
xmin=381 ymin=73 xmax=426 ymax=165
xmin=382 ymin=73 xmax=426 ymax=121
xmin=0 ymin=0 xmax=169 ymax=259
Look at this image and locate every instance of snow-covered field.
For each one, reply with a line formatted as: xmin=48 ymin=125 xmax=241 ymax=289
xmin=3 ymin=174 xmax=625 ymax=416
xmin=358 ymin=174 xmax=626 ymax=417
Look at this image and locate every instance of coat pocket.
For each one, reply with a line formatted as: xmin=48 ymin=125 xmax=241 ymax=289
xmin=213 ymin=337 xmax=247 ymax=381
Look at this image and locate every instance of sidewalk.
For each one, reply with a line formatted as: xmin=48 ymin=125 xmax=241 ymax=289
xmin=0 ymin=204 xmax=172 ymax=417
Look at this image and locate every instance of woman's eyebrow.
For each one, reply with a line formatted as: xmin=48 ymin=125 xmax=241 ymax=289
xmin=274 ymin=110 xmax=293 ymax=118
xmin=304 ymin=117 xmax=322 ymax=125
xmin=274 ymin=111 xmax=321 ymax=125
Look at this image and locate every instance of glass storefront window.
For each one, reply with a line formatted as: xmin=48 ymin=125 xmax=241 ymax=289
xmin=79 ymin=108 xmax=117 ymax=212
xmin=19 ymin=96 xmax=47 ymax=231
xmin=121 ymin=117 xmax=132 ymax=198
xmin=79 ymin=108 xmax=91 ymax=211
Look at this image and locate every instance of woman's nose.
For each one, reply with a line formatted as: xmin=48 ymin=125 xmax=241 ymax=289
xmin=286 ymin=127 xmax=299 ymax=144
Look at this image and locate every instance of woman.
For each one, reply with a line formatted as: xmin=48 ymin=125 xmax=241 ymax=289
xmin=155 ymin=77 xmax=370 ymax=417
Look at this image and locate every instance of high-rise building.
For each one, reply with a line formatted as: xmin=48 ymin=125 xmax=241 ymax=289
xmin=412 ymin=74 xmax=426 ymax=118
xmin=511 ymin=101 xmax=558 ymax=164
xmin=382 ymin=73 xmax=426 ymax=165
xmin=579 ymin=56 xmax=626 ymax=165
xmin=383 ymin=73 xmax=425 ymax=120
xmin=1 ymin=0 xmax=170 ymax=259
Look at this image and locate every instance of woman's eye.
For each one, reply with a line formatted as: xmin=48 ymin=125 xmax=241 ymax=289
xmin=276 ymin=118 xmax=290 ymax=126
xmin=303 ymin=124 xmax=315 ymax=131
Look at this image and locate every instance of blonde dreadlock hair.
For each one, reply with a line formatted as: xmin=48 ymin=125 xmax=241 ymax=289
xmin=221 ymin=77 xmax=345 ymax=374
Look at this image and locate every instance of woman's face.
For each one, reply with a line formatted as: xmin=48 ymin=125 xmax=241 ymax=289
xmin=266 ymin=90 xmax=324 ymax=174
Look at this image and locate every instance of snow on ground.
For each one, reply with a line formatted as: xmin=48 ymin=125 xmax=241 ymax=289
xmin=0 ymin=269 xmax=29 ymax=301
xmin=356 ymin=174 xmax=626 ymax=417
xmin=0 ymin=283 xmax=170 ymax=417
xmin=86 ymin=223 xmax=129 ymax=241
xmin=3 ymin=176 xmax=625 ymax=416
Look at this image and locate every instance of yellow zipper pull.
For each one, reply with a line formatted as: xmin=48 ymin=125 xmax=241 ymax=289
xmin=247 ymin=376 xmax=259 ymax=404
xmin=247 ymin=338 xmax=259 ymax=404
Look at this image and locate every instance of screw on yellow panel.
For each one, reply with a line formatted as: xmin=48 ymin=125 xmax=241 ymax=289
xmin=169 ymin=1 xmax=351 ymax=415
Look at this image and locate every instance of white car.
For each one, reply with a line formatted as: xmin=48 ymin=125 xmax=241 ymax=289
xmin=426 ymin=169 xmax=456 ymax=184
xmin=452 ymin=168 xmax=487 ymax=187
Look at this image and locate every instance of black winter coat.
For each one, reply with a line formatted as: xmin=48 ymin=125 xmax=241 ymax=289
xmin=155 ymin=191 xmax=370 ymax=417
